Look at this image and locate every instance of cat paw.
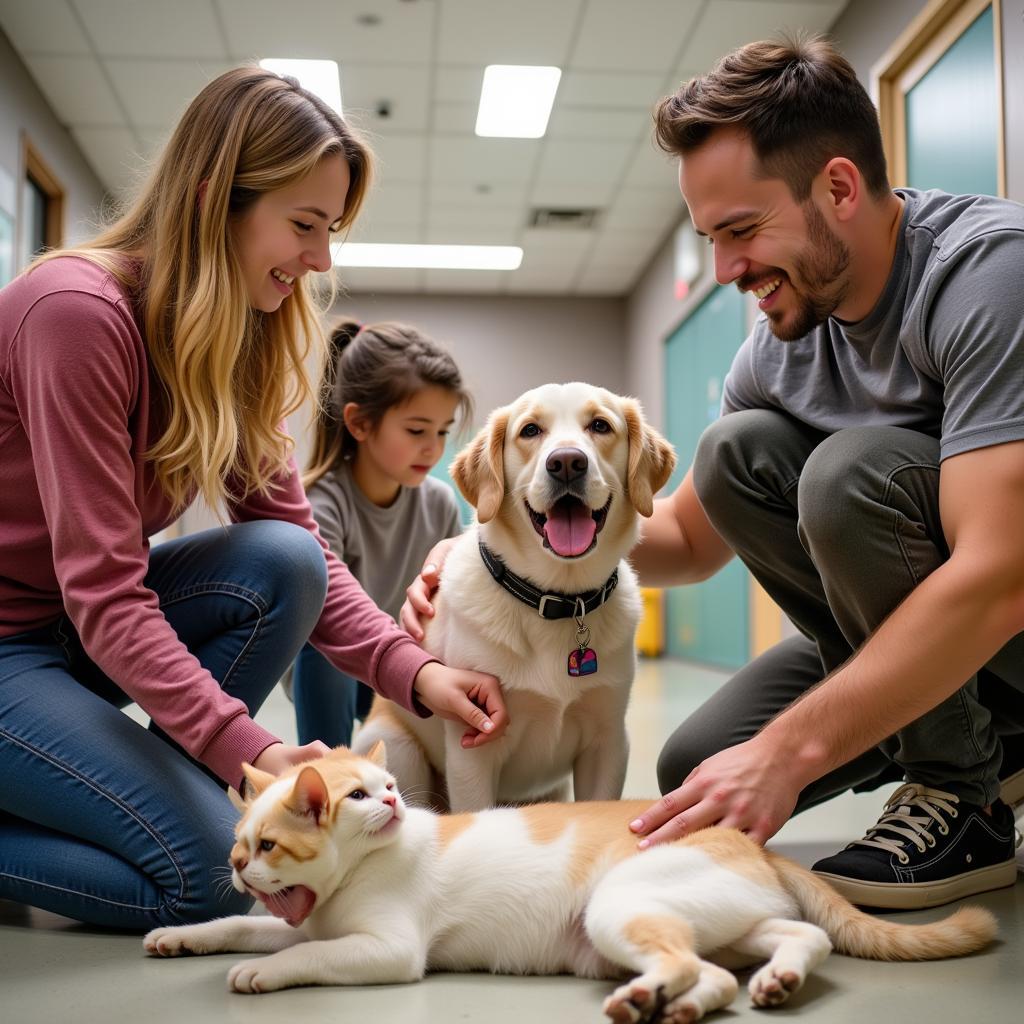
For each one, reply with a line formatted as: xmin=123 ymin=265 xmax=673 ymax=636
xmin=144 ymin=925 xmax=212 ymax=957
xmin=228 ymin=957 xmax=292 ymax=994
xmin=748 ymin=963 xmax=802 ymax=1007
xmin=603 ymin=980 xmax=668 ymax=1024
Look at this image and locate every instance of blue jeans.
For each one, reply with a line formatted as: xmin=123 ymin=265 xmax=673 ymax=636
xmin=0 ymin=521 xmax=327 ymax=930
xmin=293 ymin=642 xmax=374 ymax=747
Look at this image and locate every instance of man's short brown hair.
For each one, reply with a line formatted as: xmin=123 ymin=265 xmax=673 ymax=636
xmin=654 ymin=36 xmax=890 ymax=201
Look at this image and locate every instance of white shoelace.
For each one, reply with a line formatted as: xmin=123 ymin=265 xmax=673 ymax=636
xmin=850 ymin=784 xmax=960 ymax=865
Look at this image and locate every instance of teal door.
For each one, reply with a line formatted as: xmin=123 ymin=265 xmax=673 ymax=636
xmin=664 ymin=286 xmax=749 ymax=669
xmin=429 ymin=440 xmax=473 ymax=526
xmin=905 ymin=5 xmax=998 ymax=195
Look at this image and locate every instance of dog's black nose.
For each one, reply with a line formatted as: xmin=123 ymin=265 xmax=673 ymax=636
xmin=546 ymin=447 xmax=588 ymax=484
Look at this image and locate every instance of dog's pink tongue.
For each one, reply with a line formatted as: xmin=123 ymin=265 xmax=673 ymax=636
xmin=544 ymin=499 xmax=596 ymax=557
xmin=258 ymin=885 xmax=316 ymax=927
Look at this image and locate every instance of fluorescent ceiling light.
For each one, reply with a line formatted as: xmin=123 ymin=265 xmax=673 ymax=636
xmin=259 ymin=58 xmax=342 ymax=115
xmin=332 ymin=243 xmax=523 ymax=271
xmin=475 ymin=64 xmax=561 ymax=138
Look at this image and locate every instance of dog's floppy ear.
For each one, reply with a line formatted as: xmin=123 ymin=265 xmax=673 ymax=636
xmin=623 ymin=398 xmax=676 ymax=517
xmin=451 ymin=408 xmax=509 ymax=523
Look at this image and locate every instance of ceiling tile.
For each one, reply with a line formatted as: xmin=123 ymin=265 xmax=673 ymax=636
xmin=105 ymin=59 xmax=233 ymax=127
xmin=546 ymin=107 xmax=646 ymax=142
xmin=364 ymin=133 xmax=428 ymax=185
xmin=422 ymin=224 xmax=518 ymax=245
xmin=437 ymin=0 xmax=584 ymax=65
xmin=218 ymin=0 xmax=436 ymax=64
xmin=529 ymin=180 xmax=616 ymax=209
xmin=623 ymin=138 xmax=678 ymax=190
xmin=75 ymin=0 xmax=226 ymax=59
xmin=431 ymin=103 xmax=478 ymax=135
xmin=354 ymin=182 xmax=424 ymax=227
xmin=340 ymin=65 xmax=432 ymax=135
xmin=429 ymin=137 xmax=540 ymax=184
xmin=602 ymin=187 xmax=681 ymax=232
xmin=676 ymin=1 xmax=848 ymax=73
xmin=534 ymin=138 xmax=633 ymax=186
xmin=504 ymin=260 xmax=581 ymax=294
xmin=427 ymin=203 xmax=525 ymax=233
xmin=558 ymin=70 xmax=666 ymax=110
xmin=570 ymin=0 xmax=702 ymax=73
xmin=0 ymin=1 xmax=91 ymax=53
xmin=22 ymin=55 xmax=124 ymax=124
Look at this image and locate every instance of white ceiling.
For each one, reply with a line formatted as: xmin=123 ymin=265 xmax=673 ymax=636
xmin=0 ymin=0 xmax=848 ymax=296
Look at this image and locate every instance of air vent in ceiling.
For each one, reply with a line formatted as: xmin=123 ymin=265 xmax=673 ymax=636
xmin=528 ymin=207 xmax=601 ymax=230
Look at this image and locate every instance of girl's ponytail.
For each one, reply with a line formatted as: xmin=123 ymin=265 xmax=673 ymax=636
xmin=302 ymin=320 xmax=361 ymax=488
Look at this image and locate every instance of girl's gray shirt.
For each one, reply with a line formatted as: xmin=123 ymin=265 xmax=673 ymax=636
xmin=721 ymin=188 xmax=1024 ymax=460
xmin=307 ymin=461 xmax=463 ymax=622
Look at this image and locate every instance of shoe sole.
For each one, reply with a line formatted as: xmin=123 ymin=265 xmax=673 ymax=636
xmin=813 ymin=859 xmax=1018 ymax=910
xmin=1000 ymin=767 xmax=1024 ymax=809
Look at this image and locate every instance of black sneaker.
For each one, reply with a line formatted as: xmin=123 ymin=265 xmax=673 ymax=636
xmin=812 ymin=784 xmax=1020 ymax=910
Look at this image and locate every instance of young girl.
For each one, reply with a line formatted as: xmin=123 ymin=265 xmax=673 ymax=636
xmin=0 ymin=66 xmax=505 ymax=933
xmin=292 ymin=320 xmax=470 ymax=748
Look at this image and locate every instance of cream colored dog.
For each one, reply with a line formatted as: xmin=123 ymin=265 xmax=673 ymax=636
xmin=354 ymin=382 xmax=675 ymax=812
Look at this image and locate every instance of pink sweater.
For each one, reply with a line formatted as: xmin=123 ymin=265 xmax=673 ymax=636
xmin=0 ymin=256 xmax=433 ymax=786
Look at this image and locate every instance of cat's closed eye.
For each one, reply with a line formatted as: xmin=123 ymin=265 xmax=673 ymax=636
xmin=348 ymin=789 xmax=367 ymax=801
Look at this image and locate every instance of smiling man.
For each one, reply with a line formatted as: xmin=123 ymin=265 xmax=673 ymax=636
xmin=628 ymin=36 xmax=1024 ymax=910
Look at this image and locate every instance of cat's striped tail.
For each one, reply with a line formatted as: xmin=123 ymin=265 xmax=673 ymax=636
xmin=768 ymin=852 xmax=997 ymax=961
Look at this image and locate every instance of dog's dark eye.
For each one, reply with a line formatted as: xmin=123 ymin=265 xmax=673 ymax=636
xmin=348 ymin=789 xmax=367 ymax=800
xmin=259 ymin=839 xmax=276 ymax=853
xmin=520 ymin=423 xmax=541 ymax=438
xmin=589 ymin=418 xmax=612 ymax=434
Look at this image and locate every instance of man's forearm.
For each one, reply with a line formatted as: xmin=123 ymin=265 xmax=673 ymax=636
xmin=757 ymin=554 xmax=1024 ymax=785
xmin=633 ymin=490 xmax=734 ymax=587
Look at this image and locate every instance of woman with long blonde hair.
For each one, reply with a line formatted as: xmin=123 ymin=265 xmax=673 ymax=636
xmin=0 ymin=66 xmax=506 ymax=930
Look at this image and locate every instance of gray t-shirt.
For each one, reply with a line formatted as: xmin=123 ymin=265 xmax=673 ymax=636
xmin=308 ymin=462 xmax=463 ymax=622
xmin=721 ymin=188 xmax=1024 ymax=460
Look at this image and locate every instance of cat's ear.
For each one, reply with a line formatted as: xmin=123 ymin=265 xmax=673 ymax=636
xmin=288 ymin=765 xmax=330 ymax=825
xmin=365 ymin=740 xmax=387 ymax=767
xmin=227 ymin=787 xmax=247 ymax=813
xmin=241 ymin=763 xmax=276 ymax=797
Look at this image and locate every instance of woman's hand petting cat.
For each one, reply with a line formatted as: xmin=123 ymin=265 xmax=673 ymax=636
xmin=400 ymin=537 xmax=458 ymax=640
xmin=252 ymin=741 xmax=332 ymax=776
xmin=627 ymin=735 xmax=811 ymax=847
xmin=413 ymin=661 xmax=509 ymax=748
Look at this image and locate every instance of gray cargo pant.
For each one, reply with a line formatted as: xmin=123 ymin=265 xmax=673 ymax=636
xmin=657 ymin=410 xmax=1024 ymax=809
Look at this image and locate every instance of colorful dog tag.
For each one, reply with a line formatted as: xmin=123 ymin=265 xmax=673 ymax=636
xmin=568 ymin=646 xmax=598 ymax=676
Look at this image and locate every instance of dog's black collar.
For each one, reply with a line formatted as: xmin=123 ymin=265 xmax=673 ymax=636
xmin=478 ymin=541 xmax=618 ymax=620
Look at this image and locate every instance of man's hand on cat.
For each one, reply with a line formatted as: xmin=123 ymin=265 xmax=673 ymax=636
xmin=628 ymin=735 xmax=810 ymax=847
xmin=400 ymin=537 xmax=458 ymax=640
xmin=413 ymin=661 xmax=509 ymax=748
xmin=252 ymin=741 xmax=331 ymax=776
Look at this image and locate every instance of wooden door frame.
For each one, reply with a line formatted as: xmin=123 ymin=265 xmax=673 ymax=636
xmin=871 ymin=0 xmax=1005 ymax=195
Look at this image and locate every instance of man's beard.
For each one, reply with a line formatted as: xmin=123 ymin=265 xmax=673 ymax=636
xmin=763 ymin=202 xmax=851 ymax=342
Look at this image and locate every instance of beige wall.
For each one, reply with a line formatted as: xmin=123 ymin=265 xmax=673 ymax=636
xmin=0 ymin=28 xmax=106 ymax=258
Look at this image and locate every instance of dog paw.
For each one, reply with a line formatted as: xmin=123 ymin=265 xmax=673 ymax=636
xmin=603 ymin=980 xmax=668 ymax=1024
xmin=748 ymin=963 xmax=802 ymax=1007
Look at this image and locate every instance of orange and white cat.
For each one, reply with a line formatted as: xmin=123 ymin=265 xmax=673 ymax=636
xmin=145 ymin=747 xmax=995 ymax=1021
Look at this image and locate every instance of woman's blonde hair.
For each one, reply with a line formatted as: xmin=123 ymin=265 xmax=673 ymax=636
xmin=35 ymin=65 xmax=372 ymax=513
xmin=304 ymin=319 xmax=473 ymax=489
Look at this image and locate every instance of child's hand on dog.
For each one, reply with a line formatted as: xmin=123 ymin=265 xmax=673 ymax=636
xmin=401 ymin=537 xmax=459 ymax=639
